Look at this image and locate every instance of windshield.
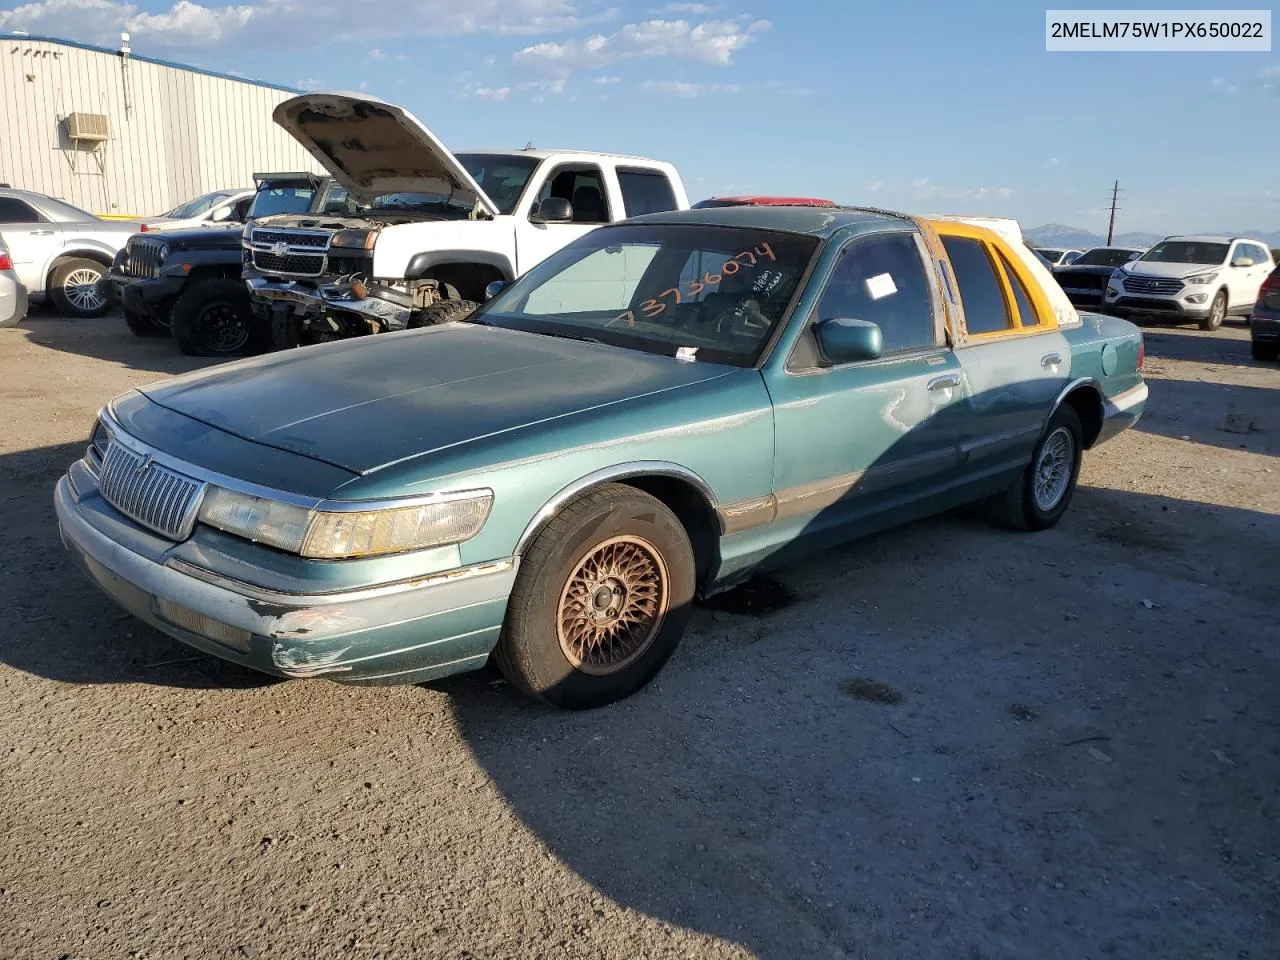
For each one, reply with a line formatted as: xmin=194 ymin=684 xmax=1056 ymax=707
xmin=458 ymin=153 xmax=540 ymax=215
xmin=163 ymin=191 xmax=234 ymax=219
xmin=471 ymin=223 xmax=819 ymax=368
xmin=1075 ymin=248 xmax=1140 ymax=267
xmin=1140 ymin=240 xmax=1229 ymax=265
xmin=248 ymin=183 xmax=322 ymax=218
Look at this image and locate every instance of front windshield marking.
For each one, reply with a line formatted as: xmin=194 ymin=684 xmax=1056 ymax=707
xmin=473 ymin=223 xmax=818 ymax=368
xmin=1140 ymin=240 xmax=1229 ymax=265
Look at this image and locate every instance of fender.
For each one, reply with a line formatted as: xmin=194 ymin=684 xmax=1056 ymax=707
xmin=513 ymin=461 xmax=719 ymax=557
xmin=42 ymin=240 xmax=120 ymax=287
xmin=404 ymin=249 xmax=515 ymax=282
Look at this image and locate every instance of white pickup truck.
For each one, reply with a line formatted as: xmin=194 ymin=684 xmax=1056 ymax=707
xmin=242 ymin=92 xmax=690 ymax=346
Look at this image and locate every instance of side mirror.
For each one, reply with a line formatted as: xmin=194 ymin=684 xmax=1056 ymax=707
xmin=1233 ymin=257 xmax=1254 ymax=268
xmin=209 ymin=206 xmax=232 ymax=222
xmin=530 ymin=197 xmax=573 ymax=223
xmin=815 ymin=317 xmax=883 ymax=365
xmin=484 ymin=279 xmax=507 ymax=301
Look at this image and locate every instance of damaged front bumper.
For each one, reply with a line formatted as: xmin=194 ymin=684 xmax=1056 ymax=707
xmin=54 ymin=466 xmax=516 ymax=685
xmin=247 ymin=276 xmax=413 ymax=331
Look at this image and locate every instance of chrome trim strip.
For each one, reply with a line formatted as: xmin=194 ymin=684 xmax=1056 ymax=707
xmin=165 ymin=556 xmax=518 ymax=607
xmin=716 ymin=495 xmax=777 ymax=535
xmin=774 ymin=469 xmax=865 ymax=521
xmin=514 ymin=462 xmax=720 ymax=555
xmin=960 ymin=423 xmax=1044 ymax=457
xmin=315 ymin=488 xmax=493 ymax=514
xmin=1106 ymin=382 xmax=1148 ymax=414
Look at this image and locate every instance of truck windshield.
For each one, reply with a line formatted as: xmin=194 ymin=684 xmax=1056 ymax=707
xmin=457 ymin=154 xmax=540 ymax=215
xmin=471 ymin=223 xmax=818 ymax=368
xmin=248 ymin=184 xmax=320 ymax=218
xmin=1140 ymin=241 xmax=1229 ymax=265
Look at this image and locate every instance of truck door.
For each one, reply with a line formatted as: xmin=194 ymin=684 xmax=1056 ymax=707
xmin=513 ymin=163 xmax=612 ymax=273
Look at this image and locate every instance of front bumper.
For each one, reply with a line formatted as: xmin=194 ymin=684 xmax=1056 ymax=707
xmin=108 ymin=270 xmax=185 ymax=316
xmin=246 ymin=276 xmax=412 ymax=330
xmin=55 ymin=466 xmax=516 ymax=685
xmin=1096 ymin=382 xmax=1148 ymax=446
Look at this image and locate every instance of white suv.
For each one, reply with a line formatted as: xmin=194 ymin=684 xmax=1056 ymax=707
xmin=1104 ymin=235 xmax=1275 ymax=330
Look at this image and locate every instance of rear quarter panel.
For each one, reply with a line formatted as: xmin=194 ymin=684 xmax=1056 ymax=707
xmin=1063 ymin=311 xmax=1145 ymax=402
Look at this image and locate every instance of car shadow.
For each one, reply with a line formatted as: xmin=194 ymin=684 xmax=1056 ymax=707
xmin=1134 ymin=326 xmax=1260 ymax=368
xmin=10 ymin=309 xmax=226 ymax=376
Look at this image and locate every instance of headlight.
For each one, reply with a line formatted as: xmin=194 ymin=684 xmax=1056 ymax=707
xmin=199 ymin=487 xmax=312 ymax=552
xmin=1186 ymin=272 xmax=1218 ymax=285
xmin=301 ymin=492 xmax=493 ymax=560
xmin=197 ymin=486 xmax=493 ymax=559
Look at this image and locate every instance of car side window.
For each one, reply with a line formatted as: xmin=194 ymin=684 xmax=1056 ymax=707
xmin=816 ymin=233 xmax=937 ymax=354
xmin=231 ymin=197 xmax=252 ymax=221
xmin=997 ymin=250 xmax=1040 ymax=327
xmin=617 ymin=169 xmax=678 ymax=217
xmin=0 ymin=197 xmax=44 ymax=223
xmin=941 ymin=236 xmax=1013 ymax=335
xmin=536 ymin=165 xmax=611 ymax=224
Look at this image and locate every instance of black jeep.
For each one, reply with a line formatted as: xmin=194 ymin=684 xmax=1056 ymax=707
xmin=109 ymin=173 xmax=350 ymax=356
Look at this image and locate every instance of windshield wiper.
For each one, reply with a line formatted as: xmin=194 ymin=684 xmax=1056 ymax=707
xmin=534 ymin=329 xmax=605 ymax=345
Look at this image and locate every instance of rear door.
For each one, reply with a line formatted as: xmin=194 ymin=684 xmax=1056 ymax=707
xmin=0 ymin=196 xmax=60 ymax=291
xmin=935 ymin=224 xmax=1070 ymax=478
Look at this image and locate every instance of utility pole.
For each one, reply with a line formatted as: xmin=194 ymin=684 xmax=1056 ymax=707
xmin=1106 ymin=180 xmax=1119 ymax=245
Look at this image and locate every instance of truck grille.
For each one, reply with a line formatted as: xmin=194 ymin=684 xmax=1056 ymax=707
xmin=1122 ymin=275 xmax=1183 ymax=296
xmin=252 ymin=250 xmax=327 ymax=276
xmin=122 ymin=239 xmax=165 ymax=278
xmin=1059 ymin=274 xmax=1106 ymax=293
xmin=97 ymin=440 xmax=206 ymax=541
xmin=250 ymin=228 xmax=330 ymax=249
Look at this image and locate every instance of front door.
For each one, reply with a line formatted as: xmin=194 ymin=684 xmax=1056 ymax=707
xmin=768 ymin=231 xmax=966 ymax=548
xmin=513 ymin=163 xmax=614 ymax=273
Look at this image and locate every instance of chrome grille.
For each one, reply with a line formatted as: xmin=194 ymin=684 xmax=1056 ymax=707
xmin=252 ymin=250 xmax=327 ymax=276
xmin=1122 ymin=275 xmax=1183 ymax=296
xmin=250 ymin=228 xmax=329 ymax=248
xmin=122 ymin=238 xmax=165 ymax=278
xmin=97 ymin=441 xmax=205 ymax=540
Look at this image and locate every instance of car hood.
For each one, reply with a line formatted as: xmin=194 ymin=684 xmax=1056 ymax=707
xmin=272 ymin=92 xmax=499 ymax=217
xmin=1054 ymin=263 xmax=1119 ymax=277
xmin=137 ymin=324 xmax=735 ymax=475
xmin=146 ymin=224 xmax=243 ymax=250
xmin=1120 ymin=259 xmax=1224 ymax=279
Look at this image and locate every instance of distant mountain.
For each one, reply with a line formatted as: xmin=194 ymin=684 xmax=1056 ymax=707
xmin=1024 ymin=223 xmax=1280 ymax=251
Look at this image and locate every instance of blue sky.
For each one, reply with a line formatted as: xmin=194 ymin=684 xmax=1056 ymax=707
xmin=1 ymin=0 xmax=1276 ymax=233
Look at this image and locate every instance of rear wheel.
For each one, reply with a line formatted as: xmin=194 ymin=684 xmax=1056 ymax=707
xmin=494 ymin=484 xmax=695 ymax=709
xmin=407 ymin=298 xmax=478 ymax=329
xmin=1252 ymin=339 xmax=1280 ymax=362
xmin=171 ymin=278 xmax=259 ymax=357
xmin=123 ymin=308 xmax=168 ymax=338
xmin=1200 ymin=290 xmax=1227 ymax=331
xmin=48 ymin=258 xmax=109 ymax=318
xmin=989 ymin=405 xmax=1083 ymax=532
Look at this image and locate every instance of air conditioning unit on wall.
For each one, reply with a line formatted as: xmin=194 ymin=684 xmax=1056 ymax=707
xmin=66 ymin=112 xmax=109 ymax=142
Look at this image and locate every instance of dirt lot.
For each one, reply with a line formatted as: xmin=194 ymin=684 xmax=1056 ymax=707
xmin=1 ymin=310 xmax=1277 ymax=960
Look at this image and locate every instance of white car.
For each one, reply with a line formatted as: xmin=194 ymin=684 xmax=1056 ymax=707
xmin=244 ymin=91 xmax=689 ymax=346
xmin=1035 ymin=247 xmax=1083 ymax=267
xmin=141 ymin=189 xmax=255 ymax=232
xmin=1104 ymin=235 xmax=1276 ymax=330
xmin=0 ymin=188 xmax=137 ymax=317
xmin=0 ymin=234 xmax=28 ymax=328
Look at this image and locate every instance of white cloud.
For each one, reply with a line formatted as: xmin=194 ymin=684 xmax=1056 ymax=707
xmin=296 ymin=77 xmax=325 ymax=90
xmin=472 ymin=85 xmax=512 ymax=101
xmin=514 ymin=16 xmax=770 ymax=76
xmin=591 ymin=74 xmax=621 ymax=84
xmin=653 ymin=2 xmax=712 ymax=12
xmin=0 ymin=0 xmax=617 ymax=51
xmin=357 ymin=79 xmax=369 ymax=91
xmin=641 ymin=79 xmax=739 ymax=97
xmin=369 ymin=47 xmax=385 ymax=59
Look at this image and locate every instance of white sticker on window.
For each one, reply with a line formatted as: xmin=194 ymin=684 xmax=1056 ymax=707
xmin=865 ymin=272 xmax=897 ymax=300
xmin=676 ymin=346 xmax=698 ymax=362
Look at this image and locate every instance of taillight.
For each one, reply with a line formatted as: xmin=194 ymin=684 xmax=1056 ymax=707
xmin=1136 ymin=338 xmax=1145 ymax=370
xmin=0 ymin=253 xmax=11 ymax=271
xmin=139 ymin=223 xmax=149 ymax=232
xmin=1260 ymin=271 xmax=1278 ymax=294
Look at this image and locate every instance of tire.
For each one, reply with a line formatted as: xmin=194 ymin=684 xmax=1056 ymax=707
xmin=170 ymin=278 xmax=259 ymax=357
xmin=407 ymin=298 xmax=478 ymax=329
xmin=123 ymin=308 xmax=168 ymax=338
xmin=989 ymin=404 xmax=1083 ymax=532
xmin=47 ymin=258 xmax=109 ymax=318
xmin=1252 ymin=339 xmax=1280 ymax=362
xmin=1200 ymin=290 xmax=1227 ymax=331
xmin=494 ymin=483 xmax=696 ymax=710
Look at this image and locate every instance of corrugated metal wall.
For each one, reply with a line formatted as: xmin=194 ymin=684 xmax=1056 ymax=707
xmin=0 ymin=37 xmax=324 ymax=216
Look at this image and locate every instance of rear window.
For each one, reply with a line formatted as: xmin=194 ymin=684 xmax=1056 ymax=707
xmin=0 ymin=197 xmax=42 ymax=223
xmin=617 ymin=169 xmax=678 ymax=217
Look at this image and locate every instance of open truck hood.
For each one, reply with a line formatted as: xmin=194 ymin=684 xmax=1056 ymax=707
xmin=272 ymin=92 xmax=499 ymax=217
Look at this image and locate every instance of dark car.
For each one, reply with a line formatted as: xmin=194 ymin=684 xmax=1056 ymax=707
xmin=1250 ymin=264 xmax=1280 ymax=361
xmin=692 ymin=195 xmax=837 ymax=208
xmin=109 ymin=173 xmax=347 ymax=356
xmin=1053 ymin=246 xmax=1143 ymax=310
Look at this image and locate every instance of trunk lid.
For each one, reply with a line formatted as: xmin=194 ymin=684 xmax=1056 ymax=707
xmin=272 ymin=92 xmax=500 ymax=217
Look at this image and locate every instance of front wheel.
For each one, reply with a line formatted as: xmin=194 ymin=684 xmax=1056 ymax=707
xmin=989 ymin=404 xmax=1083 ymax=532
xmin=48 ymin=258 xmax=109 ymax=318
xmin=407 ymin=298 xmax=478 ymax=328
xmin=171 ymin=279 xmax=259 ymax=357
xmin=1200 ymin=290 xmax=1227 ymax=331
xmin=123 ymin=308 xmax=168 ymax=338
xmin=494 ymin=484 xmax=696 ymax=709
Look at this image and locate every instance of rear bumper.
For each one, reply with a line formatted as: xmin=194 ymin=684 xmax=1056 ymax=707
xmin=1250 ymin=312 xmax=1280 ymax=343
xmin=1096 ymin=382 xmax=1147 ymax=446
xmin=55 ymin=467 xmax=515 ymax=685
xmin=0 ymin=275 xmax=28 ymax=327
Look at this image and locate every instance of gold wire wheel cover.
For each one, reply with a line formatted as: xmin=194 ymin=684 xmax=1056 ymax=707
xmin=556 ymin=534 xmax=670 ymax=676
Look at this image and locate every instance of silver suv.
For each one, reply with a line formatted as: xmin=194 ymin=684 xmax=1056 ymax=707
xmin=0 ymin=188 xmax=139 ymax=317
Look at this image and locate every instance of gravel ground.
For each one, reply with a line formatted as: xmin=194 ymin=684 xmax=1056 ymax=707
xmin=1 ymin=311 xmax=1277 ymax=960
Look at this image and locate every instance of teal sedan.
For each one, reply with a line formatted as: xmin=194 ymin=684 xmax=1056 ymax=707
xmin=55 ymin=206 xmax=1147 ymax=708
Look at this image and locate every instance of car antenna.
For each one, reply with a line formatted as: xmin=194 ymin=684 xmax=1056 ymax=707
xmin=523 ymin=141 xmax=535 ymax=151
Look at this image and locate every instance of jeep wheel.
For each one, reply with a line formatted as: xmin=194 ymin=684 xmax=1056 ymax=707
xmin=123 ymin=309 xmax=168 ymax=338
xmin=48 ymin=258 xmax=109 ymax=318
xmin=171 ymin=278 xmax=260 ymax=357
xmin=494 ymin=484 xmax=696 ymax=710
xmin=1200 ymin=290 xmax=1227 ymax=331
xmin=407 ymin=298 xmax=478 ymax=328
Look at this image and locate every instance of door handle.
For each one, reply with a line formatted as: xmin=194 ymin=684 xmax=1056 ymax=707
xmin=29 ymin=229 xmax=55 ymax=236
xmin=1041 ymin=352 xmax=1063 ymax=368
xmin=927 ymin=373 xmax=961 ymax=391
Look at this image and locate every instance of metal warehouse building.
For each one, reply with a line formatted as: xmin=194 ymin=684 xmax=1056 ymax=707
xmin=0 ymin=33 xmax=323 ymax=217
